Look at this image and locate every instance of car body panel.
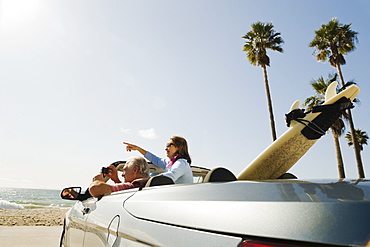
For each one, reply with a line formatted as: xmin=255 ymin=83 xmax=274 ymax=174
xmin=62 ymin=179 xmax=370 ymax=246
xmin=124 ymin=179 xmax=370 ymax=246
xmin=64 ymin=188 xmax=242 ymax=246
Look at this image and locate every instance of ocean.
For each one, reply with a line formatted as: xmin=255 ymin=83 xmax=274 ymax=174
xmin=0 ymin=187 xmax=75 ymax=209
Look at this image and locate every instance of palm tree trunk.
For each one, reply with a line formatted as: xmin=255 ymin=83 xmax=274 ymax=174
xmin=336 ymin=64 xmax=365 ymax=178
xmin=347 ymin=110 xmax=365 ymax=178
xmin=336 ymin=64 xmax=345 ymax=87
xmin=333 ymin=134 xmax=345 ymax=178
xmin=262 ymin=65 xmax=277 ymax=141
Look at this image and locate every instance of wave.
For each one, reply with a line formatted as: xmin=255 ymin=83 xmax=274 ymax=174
xmin=0 ymin=200 xmax=25 ymax=209
xmin=0 ymin=187 xmax=75 ymax=209
xmin=0 ymin=200 xmax=74 ymax=209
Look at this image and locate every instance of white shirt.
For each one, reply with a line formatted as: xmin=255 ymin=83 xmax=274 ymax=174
xmin=144 ymin=151 xmax=193 ymax=184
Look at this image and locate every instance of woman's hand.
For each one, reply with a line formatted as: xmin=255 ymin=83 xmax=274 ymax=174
xmin=123 ymin=142 xmax=147 ymax=155
xmin=123 ymin=142 xmax=139 ymax=152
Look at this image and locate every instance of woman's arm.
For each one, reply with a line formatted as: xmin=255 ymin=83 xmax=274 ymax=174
xmin=144 ymin=151 xmax=167 ymax=169
xmin=123 ymin=142 xmax=168 ymax=169
xmin=123 ymin=142 xmax=147 ymax=155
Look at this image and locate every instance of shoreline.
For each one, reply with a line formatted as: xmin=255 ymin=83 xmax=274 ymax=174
xmin=0 ymin=208 xmax=69 ymax=226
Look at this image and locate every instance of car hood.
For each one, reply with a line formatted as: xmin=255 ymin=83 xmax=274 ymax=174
xmin=124 ymin=179 xmax=370 ymax=246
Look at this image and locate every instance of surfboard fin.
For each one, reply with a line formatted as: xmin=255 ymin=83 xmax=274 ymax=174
xmin=289 ymin=100 xmax=301 ymax=112
xmin=325 ymin=81 xmax=338 ymax=102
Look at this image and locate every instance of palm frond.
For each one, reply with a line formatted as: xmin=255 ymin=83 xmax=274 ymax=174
xmin=345 ymin=129 xmax=369 ymax=151
xmin=309 ymin=18 xmax=358 ymax=67
xmin=242 ymin=21 xmax=284 ymax=67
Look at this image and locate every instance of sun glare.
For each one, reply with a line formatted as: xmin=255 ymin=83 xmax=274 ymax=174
xmin=0 ymin=0 xmax=42 ymax=30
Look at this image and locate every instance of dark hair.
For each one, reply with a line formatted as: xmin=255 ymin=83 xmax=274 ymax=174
xmin=171 ymin=136 xmax=192 ymax=164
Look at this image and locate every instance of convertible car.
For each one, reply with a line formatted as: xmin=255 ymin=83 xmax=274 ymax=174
xmin=60 ymin=84 xmax=369 ymax=246
xmin=60 ymin=163 xmax=370 ymax=247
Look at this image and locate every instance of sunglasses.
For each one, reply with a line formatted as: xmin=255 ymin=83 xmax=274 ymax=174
xmin=166 ymin=143 xmax=175 ymax=148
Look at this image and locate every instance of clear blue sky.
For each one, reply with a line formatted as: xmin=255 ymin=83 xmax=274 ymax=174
xmin=0 ymin=0 xmax=369 ymax=190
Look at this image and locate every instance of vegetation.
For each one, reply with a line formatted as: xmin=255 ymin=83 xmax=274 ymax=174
xmin=345 ymin=129 xmax=369 ymax=151
xmin=242 ymin=22 xmax=284 ymax=141
xmin=309 ymin=18 xmax=365 ymax=178
xmin=242 ymin=18 xmax=366 ymax=178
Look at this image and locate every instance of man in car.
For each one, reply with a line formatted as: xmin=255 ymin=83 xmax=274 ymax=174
xmin=89 ymin=156 xmax=150 ymax=197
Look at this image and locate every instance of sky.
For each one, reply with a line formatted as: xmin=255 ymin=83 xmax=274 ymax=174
xmin=0 ymin=0 xmax=369 ymax=190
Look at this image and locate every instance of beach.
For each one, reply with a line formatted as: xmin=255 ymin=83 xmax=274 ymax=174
xmin=0 ymin=208 xmax=69 ymax=246
xmin=0 ymin=208 xmax=68 ymax=226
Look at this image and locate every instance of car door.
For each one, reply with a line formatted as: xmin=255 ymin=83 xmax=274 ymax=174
xmin=64 ymin=198 xmax=97 ymax=246
xmin=82 ymin=189 xmax=138 ymax=247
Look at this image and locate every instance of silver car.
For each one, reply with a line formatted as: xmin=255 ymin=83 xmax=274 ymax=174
xmin=60 ymin=163 xmax=370 ymax=247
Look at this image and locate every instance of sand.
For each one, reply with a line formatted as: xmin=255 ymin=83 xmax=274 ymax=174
xmin=0 ymin=208 xmax=69 ymax=226
xmin=0 ymin=209 xmax=69 ymax=246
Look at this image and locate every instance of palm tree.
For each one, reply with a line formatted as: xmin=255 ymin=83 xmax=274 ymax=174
xmin=242 ymin=22 xmax=284 ymax=141
xmin=304 ymin=73 xmax=347 ymax=178
xmin=309 ymin=18 xmax=358 ymax=84
xmin=345 ymin=129 xmax=369 ymax=151
xmin=309 ymin=18 xmax=365 ymax=178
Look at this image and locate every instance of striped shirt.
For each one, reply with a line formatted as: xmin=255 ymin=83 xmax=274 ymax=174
xmin=109 ymin=182 xmax=138 ymax=192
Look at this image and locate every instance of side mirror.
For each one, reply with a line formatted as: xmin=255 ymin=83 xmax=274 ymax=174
xmin=61 ymin=187 xmax=82 ymax=200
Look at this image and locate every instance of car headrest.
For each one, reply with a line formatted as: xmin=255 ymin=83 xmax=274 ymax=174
xmin=145 ymin=175 xmax=174 ymax=187
xmin=203 ymin=167 xmax=237 ymax=182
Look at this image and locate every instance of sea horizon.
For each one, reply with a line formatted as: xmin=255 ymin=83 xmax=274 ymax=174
xmin=0 ymin=187 xmax=75 ymax=209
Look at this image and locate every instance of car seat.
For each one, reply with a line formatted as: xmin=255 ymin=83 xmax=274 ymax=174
xmin=203 ymin=167 xmax=237 ymax=182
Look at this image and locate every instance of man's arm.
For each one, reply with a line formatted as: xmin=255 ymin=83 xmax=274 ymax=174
xmin=89 ymin=180 xmax=113 ymax=197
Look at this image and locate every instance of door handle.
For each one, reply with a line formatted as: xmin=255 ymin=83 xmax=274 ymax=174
xmin=82 ymin=207 xmax=91 ymax=215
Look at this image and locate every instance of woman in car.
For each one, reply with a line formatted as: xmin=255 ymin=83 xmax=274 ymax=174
xmin=124 ymin=136 xmax=193 ymax=184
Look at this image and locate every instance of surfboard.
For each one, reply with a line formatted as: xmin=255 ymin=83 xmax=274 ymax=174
xmin=325 ymin=81 xmax=338 ymax=102
xmin=237 ymin=82 xmax=360 ymax=180
xmin=288 ymin=100 xmax=301 ymax=127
